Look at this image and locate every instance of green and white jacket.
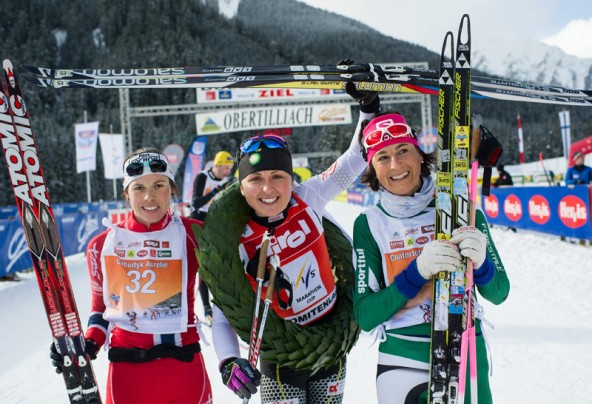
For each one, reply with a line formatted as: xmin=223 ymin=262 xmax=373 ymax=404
xmin=352 ymin=176 xmax=510 ymax=365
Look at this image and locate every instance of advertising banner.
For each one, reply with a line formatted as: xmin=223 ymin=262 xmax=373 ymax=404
xmin=195 ymin=103 xmax=351 ymax=135
xmin=482 ymin=186 xmax=592 ymax=239
xmin=196 ymin=87 xmax=346 ymax=104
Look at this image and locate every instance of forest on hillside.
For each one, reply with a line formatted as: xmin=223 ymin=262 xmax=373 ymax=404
xmin=0 ymin=0 xmax=589 ymax=205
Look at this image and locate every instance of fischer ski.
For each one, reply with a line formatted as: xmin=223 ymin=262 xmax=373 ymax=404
xmin=448 ymin=13 xmax=473 ymax=404
xmin=431 ymin=29 xmax=455 ymax=404
xmin=430 ymin=13 xmax=475 ymax=404
xmin=0 ymin=59 xmax=101 ymax=403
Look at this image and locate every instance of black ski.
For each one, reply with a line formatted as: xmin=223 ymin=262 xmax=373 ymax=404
xmin=0 ymin=59 xmax=101 ymax=403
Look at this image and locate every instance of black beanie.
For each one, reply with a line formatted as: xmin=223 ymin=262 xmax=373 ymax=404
xmin=238 ymin=145 xmax=293 ymax=181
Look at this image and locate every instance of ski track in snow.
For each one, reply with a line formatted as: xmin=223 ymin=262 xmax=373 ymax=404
xmin=1 ymin=201 xmax=591 ymax=403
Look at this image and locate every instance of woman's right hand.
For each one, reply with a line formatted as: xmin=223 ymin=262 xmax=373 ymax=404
xmin=220 ymin=357 xmax=261 ymax=399
xmin=416 ymin=240 xmax=462 ymax=279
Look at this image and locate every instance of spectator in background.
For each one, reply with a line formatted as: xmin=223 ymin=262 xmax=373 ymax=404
xmin=191 ymin=151 xmax=236 ymax=221
xmin=565 ymin=152 xmax=592 ymax=185
xmin=493 ymin=163 xmax=513 ymax=187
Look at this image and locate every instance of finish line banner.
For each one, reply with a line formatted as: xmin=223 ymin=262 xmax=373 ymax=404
xmin=195 ymin=103 xmax=352 ymax=135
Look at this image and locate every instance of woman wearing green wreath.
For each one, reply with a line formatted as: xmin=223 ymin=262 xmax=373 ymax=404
xmin=208 ymin=84 xmax=379 ymax=403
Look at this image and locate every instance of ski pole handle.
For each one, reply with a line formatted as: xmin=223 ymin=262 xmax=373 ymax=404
xmin=265 ymin=255 xmax=279 ymax=304
xmin=256 ymin=237 xmax=270 ymax=282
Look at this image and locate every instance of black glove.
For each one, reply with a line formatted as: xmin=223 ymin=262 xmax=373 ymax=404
xmin=50 ymin=339 xmax=99 ymax=374
xmin=220 ymin=357 xmax=261 ymax=399
xmin=246 ymin=248 xmax=271 ymax=283
xmin=345 ymin=80 xmax=380 ymax=114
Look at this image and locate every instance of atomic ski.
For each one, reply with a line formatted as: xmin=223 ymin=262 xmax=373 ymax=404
xmin=0 ymin=60 xmax=101 ymax=403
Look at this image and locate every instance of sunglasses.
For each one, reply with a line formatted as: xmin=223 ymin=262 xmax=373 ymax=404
xmin=363 ymin=123 xmax=415 ymax=150
xmin=125 ymin=159 xmax=168 ymax=177
xmin=238 ymin=135 xmax=290 ymax=160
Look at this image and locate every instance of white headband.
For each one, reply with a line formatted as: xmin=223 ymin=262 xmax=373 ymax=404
xmin=122 ymin=152 xmax=175 ymax=190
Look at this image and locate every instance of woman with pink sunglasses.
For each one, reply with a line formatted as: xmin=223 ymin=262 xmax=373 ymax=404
xmin=352 ymin=113 xmax=510 ymax=403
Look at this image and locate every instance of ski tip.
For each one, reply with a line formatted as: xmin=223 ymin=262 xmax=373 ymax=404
xmin=22 ymin=75 xmax=53 ymax=88
xmin=21 ymin=64 xmax=55 ymax=79
xmin=3 ymin=59 xmax=14 ymax=71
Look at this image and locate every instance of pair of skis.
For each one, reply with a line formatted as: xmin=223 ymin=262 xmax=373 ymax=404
xmin=0 ymin=60 xmax=101 ymax=403
xmin=431 ymin=14 xmax=478 ymax=404
xmin=20 ymin=62 xmax=592 ymax=107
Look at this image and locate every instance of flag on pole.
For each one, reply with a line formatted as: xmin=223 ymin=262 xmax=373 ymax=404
xmin=558 ymin=110 xmax=571 ymax=161
xmin=182 ymin=136 xmax=208 ymax=203
xmin=516 ymin=114 xmax=525 ymax=164
xmin=99 ymin=134 xmax=125 ymax=179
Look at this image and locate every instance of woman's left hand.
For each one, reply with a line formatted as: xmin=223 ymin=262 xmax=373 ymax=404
xmin=450 ymin=226 xmax=487 ymax=268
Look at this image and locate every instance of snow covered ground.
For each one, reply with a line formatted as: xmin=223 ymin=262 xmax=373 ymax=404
xmin=1 ymin=200 xmax=591 ymax=403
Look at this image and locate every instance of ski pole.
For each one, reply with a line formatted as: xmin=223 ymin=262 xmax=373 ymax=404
xmin=246 ymin=231 xmax=272 ymax=364
xmin=539 ymin=152 xmax=553 ymax=186
xmin=243 ymin=255 xmax=278 ymax=404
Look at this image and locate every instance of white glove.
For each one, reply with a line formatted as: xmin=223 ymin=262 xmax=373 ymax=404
xmin=218 ymin=175 xmax=236 ymax=189
xmin=471 ymin=113 xmax=483 ymax=129
xmin=416 ymin=240 xmax=462 ymax=280
xmin=450 ymin=226 xmax=487 ymax=268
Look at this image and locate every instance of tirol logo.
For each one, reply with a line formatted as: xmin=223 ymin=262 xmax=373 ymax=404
xmin=528 ymin=195 xmax=551 ymax=225
xmin=558 ymin=195 xmax=588 ymax=228
xmin=484 ymin=194 xmax=499 ymax=218
xmin=503 ymin=195 xmax=522 ymax=221
xmin=269 ymin=219 xmax=313 ymax=255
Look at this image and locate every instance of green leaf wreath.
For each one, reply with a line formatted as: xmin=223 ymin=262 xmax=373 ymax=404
xmin=193 ymin=183 xmax=360 ymax=373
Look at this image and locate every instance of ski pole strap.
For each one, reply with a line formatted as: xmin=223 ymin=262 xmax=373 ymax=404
xmin=108 ymin=342 xmax=201 ymax=363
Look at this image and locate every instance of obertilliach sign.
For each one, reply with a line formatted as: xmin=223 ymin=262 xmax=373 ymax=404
xmin=195 ymin=103 xmax=351 ymax=135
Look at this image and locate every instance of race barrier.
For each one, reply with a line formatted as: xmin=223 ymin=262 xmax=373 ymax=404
xmin=0 ymin=201 xmax=126 ymax=278
xmin=482 ymin=185 xmax=592 ymax=240
xmin=346 ymin=185 xmax=592 ymax=240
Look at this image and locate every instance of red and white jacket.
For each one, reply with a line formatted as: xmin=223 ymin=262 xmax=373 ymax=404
xmin=212 ymin=112 xmax=373 ymax=363
xmin=85 ymin=211 xmax=201 ymax=350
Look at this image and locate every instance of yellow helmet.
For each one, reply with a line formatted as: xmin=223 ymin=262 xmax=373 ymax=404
xmin=213 ymin=151 xmax=234 ymax=166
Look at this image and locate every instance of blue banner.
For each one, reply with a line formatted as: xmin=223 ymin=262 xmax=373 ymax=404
xmin=0 ymin=201 xmax=125 ymax=278
xmin=482 ymin=185 xmax=592 ymax=239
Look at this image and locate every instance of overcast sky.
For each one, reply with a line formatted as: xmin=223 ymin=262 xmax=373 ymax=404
xmin=297 ymin=0 xmax=592 ymax=59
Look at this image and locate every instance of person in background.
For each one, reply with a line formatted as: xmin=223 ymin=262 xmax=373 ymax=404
xmin=191 ymin=150 xmax=236 ymax=221
xmin=50 ymin=148 xmax=212 ymax=403
xmin=565 ymin=151 xmax=592 ymax=185
xmin=492 ymin=163 xmax=513 ymax=187
xmin=191 ymin=150 xmax=236 ymax=324
xmin=352 ymin=113 xmax=510 ymax=403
